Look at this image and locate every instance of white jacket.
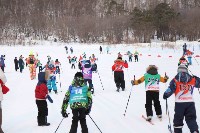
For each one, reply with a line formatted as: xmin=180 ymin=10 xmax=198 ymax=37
xmin=0 ymin=69 xmax=7 ymax=101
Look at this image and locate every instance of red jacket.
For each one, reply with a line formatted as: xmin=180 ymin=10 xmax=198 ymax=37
xmin=35 ymin=84 xmax=48 ymax=100
xmin=112 ymin=59 xmax=128 ymax=72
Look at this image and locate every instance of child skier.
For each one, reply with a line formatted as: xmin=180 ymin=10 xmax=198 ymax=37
xmin=80 ymin=60 xmax=94 ymax=94
xmin=55 ymin=59 xmax=61 ymax=74
xmin=112 ymin=57 xmax=128 ymax=92
xmin=61 ymin=72 xmax=92 ymax=133
xmin=35 ymin=71 xmax=53 ymax=126
xmin=26 ymin=52 xmax=38 ymax=80
xmin=163 ymin=65 xmax=200 ymax=133
xmin=131 ymin=65 xmax=168 ymax=121
xmin=71 ymin=57 xmax=76 ymax=69
xmin=185 ymin=50 xmax=194 ymax=65
xmin=45 ymin=60 xmax=57 ymax=94
xmin=134 ymin=50 xmax=139 ymax=62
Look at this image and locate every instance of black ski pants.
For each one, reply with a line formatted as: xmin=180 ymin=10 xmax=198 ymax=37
xmin=70 ymin=108 xmax=88 ymax=133
xmin=145 ymin=91 xmax=162 ymax=117
xmin=114 ymin=71 xmax=125 ymax=90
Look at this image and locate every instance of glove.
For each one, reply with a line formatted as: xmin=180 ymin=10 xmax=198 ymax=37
xmin=163 ymin=94 xmax=168 ymax=100
xmin=46 ymin=95 xmax=53 ymax=103
xmin=131 ymin=80 xmax=135 ymax=86
xmin=61 ymin=110 xmax=68 ymax=118
xmin=164 ymin=75 xmax=169 ymax=80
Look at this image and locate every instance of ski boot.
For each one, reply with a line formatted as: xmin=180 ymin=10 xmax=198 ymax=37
xmin=157 ymin=115 xmax=162 ymax=121
xmin=146 ymin=116 xmax=152 ymax=122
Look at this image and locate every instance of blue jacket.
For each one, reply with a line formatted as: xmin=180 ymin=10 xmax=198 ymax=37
xmin=163 ymin=72 xmax=200 ymax=99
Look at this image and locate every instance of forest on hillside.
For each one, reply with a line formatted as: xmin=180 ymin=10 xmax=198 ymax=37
xmin=0 ymin=0 xmax=200 ymax=44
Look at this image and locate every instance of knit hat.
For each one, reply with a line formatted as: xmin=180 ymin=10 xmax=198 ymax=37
xmin=74 ymin=72 xmax=83 ymax=78
xmin=177 ymin=65 xmax=188 ymax=73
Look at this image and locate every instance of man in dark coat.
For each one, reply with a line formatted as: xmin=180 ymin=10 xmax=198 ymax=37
xmin=18 ymin=55 xmax=24 ymax=73
xmin=14 ymin=57 xmax=19 ymax=71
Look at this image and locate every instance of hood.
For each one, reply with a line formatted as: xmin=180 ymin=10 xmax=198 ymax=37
xmin=37 ymin=71 xmax=50 ymax=85
xmin=175 ymin=72 xmax=192 ymax=83
xmin=146 ymin=65 xmax=158 ymax=75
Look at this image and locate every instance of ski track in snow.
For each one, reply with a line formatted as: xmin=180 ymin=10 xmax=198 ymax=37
xmin=0 ymin=42 xmax=200 ymax=133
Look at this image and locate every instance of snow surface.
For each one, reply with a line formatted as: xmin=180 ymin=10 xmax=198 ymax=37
xmin=0 ymin=41 xmax=200 ymax=133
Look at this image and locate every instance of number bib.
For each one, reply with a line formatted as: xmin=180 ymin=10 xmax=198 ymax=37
xmin=144 ymin=73 xmax=160 ymax=91
xmin=69 ymin=86 xmax=88 ymax=104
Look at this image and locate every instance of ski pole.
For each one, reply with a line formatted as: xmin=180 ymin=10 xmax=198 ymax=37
xmin=193 ymin=55 xmax=200 ymax=66
xmin=97 ymin=71 xmax=104 ymax=90
xmin=88 ymin=115 xmax=103 ymax=133
xmin=123 ymin=75 xmax=135 ymax=116
xmin=54 ymin=118 xmax=65 ymax=133
xmin=166 ymin=99 xmax=173 ymax=133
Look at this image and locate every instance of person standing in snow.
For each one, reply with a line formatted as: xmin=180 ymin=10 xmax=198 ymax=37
xmin=55 ymin=59 xmax=61 ymax=74
xmin=35 ymin=71 xmax=52 ymax=126
xmin=134 ymin=50 xmax=139 ymax=62
xmin=99 ymin=46 xmax=102 ymax=54
xmin=131 ymin=65 xmax=168 ymax=121
xmin=65 ymin=46 xmax=68 ymax=54
xmin=0 ymin=68 xmax=7 ymax=132
xmin=112 ymin=57 xmax=128 ymax=92
xmin=0 ymin=55 xmax=5 ymax=72
xmin=61 ymin=72 xmax=92 ymax=133
xmin=70 ymin=47 xmax=73 ymax=54
xmin=183 ymin=43 xmax=187 ymax=56
xmin=163 ymin=65 xmax=200 ymax=133
xmin=18 ymin=55 xmax=25 ymax=73
xmin=45 ymin=60 xmax=57 ymax=94
xmin=14 ymin=57 xmax=19 ymax=71
xmin=71 ymin=57 xmax=76 ymax=69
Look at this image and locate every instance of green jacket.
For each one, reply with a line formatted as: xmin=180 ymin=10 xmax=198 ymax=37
xmin=61 ymin=79 xmax=92 ymax=111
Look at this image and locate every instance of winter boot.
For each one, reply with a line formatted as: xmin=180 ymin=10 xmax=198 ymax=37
xmin=54 ymin=90 xmax=57 ymax=94
xmin=157 ymin=115 xmax=162 ymax=121
xmin=116 ymin=87 xmax=120 ymax=92
xmin=37 ymin=116 xmax=43 ymax=126
xmin=174 ymin=127 xmax=182 ymax=133
xmin=122 ymin=88 xmax=125 ymax=91
xmin=44 ymin=116 xmax=50 ymax=126
xmin=146 ymin=116 xmax=152 ymax=122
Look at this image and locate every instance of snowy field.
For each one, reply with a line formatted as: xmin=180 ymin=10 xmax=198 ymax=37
xmin=0 ymin=41 xmax=200 ymax=133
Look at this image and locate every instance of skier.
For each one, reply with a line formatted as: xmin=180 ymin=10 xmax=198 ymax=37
xmin=45 ymin=60 xmax=57 ymax=94
xmin=18 ymin=55 xmax=25 ymax=73
xmin=134 ymin=50 xmax=139 ymax=62
xmin=67 ymin=56 xmax=71 ymax=64
xmin=26 ymin=52 xmax=38 ymax=80
xmin=106 ymin=46 xmax=110 ymax=54
xmin=80 ymin=60 xmax=94 ymax=94
xmin=37 ymin=60 xmax=43 ymax=73
xmin=131 ymin=65 xmax=168 ymax=121
xmin=71 ymin=57 xmax=76 ymax=69
xmin=183 ymin=43 xmax=187 ymax=56
xmin=61 ymin=72 xmax=92 ymax=133
xmin=64 ymin=46 xmax=68 ymax=54
xmin=100 ymin=46 xmax=102 ymax=54
xmin=55 ymin=59 xmax=61 ymax=74
xmin=112 ymin=57 xmax=128 ymax=92
xmin=185 ymin=50 xmax=194 ymax=65
xmin=178 ymin=56 xmax=189 ymax=67
xmin=127 ymin=51 xmax=133 ymax=62
xmin=70 ymin=47 xmax=73 ymax=54
xmin=0 ymin=55 xmax=5 ymax=72
xmin=35 ymin=71 xmax=52 ymax=126
xmin=163 ymin=65 xmax=200 ymax=133
xmin=14 ymin=57 xmax=19 ymax=71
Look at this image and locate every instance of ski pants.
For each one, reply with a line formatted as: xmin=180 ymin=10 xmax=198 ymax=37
xmin=29 ymin=64 xmax=36 ymax=80
xmin=174 ymin=102 xmax=198 ymax=133
xmin=187 ymin=57 xmax=192 ymax=65
xmin=145 ymin=91 xmax=162 ymax=117
xmin=47 ymin=77 xmax=57 ymax=91
xmin=84 ymin=79 xmax=93 ymax=89
xmin=1 ymin=66 xmax=4 ymax=72
xmin=129 ymin=57 xmax=132 ymax=62
xmin=36 ymin=100 xmax=48 ymax=117
xmin=114 ymin=71 xmax=125 ymax=89
xmin=70 ymin=108 xmax=88 ymax=133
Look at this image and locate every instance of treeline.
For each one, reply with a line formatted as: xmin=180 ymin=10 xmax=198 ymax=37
xmin=0 ymin=0 xmax=200 ymax=44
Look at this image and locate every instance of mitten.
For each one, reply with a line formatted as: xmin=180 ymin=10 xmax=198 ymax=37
xmin=163 ymin=94 xmax=168 ymax=100
xmin=131 ymin=80 xmax=135 ymax=86
xmin=85 ymin=105 xmax=92 ymax=115
xmin=61 ymin=110 xmax=68 ymax=118
xmin=46 ymin=95 xmax=53 ymax=103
